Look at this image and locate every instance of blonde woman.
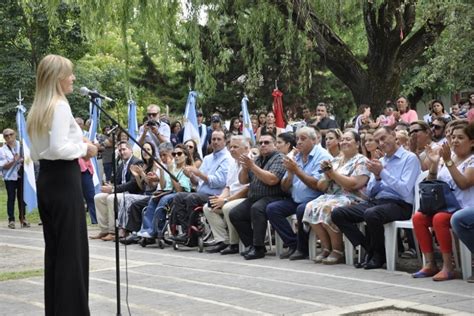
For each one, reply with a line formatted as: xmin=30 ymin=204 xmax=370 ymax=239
xmin=27 ymin=54 xmax=97 ymax=315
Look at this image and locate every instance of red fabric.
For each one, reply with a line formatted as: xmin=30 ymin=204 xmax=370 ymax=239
xmin=78 ymin=158 xmax=94 ymax=175
xmin=412 ymin=211 xmax=453 ymax=253
xmin=272 ymin=89 xmax=285 ymax=129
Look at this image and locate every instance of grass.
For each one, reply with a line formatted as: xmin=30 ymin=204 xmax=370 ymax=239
xmin=0 ymin=269 xmax=44 ymax=282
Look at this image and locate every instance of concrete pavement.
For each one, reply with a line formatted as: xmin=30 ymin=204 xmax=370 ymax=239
xmin=0 ymin=224 xmax=472 ymax=315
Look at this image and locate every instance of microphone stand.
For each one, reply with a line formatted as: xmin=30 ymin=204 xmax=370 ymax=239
xmin=87 ymin=96 xmax=179 ymax=316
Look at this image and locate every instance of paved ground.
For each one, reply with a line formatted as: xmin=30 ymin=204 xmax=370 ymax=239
xmin=0 ymin=224 xmax=473 ymax=315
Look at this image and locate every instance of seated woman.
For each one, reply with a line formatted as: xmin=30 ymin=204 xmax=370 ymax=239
xmin=276 ymin=132 xmax=296 ymax=157
xmin=303 ymin=130 xmax=370 ymax=264
xmin=412 ymin=120 xmax=474 ymax=281
xmin=137 ymin=144 xmax=192 ymax=245
xmin=117 ymin=141 xmax=159 ymax=236
xmin=184 ymin=139 xmax=202 ymax=168
xmin=256 ymin=111 xmax=284 ymax=142
xmin=361 ymin=129 xmax=382 ymax=160
xmin=325 ymin=129 xmax=342 ymax=158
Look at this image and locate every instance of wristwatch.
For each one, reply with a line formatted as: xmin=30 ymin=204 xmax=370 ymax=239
xmin=223 ymin=198 xmax=228 ymax=204
xmin=445 ymin=160 xmax=454 ymax=167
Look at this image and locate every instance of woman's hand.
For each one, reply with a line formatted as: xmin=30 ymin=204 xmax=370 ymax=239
xmin=84 ymin=143 xmax=98 ymax=160
xmin=425 ymin=145 xmax=440 ymax=165
xmin=440 ymin=142 xmax=452 ymax=163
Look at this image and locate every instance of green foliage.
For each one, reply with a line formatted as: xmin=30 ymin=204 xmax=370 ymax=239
xmin=0 ymin=0 xmax=89 ymax=130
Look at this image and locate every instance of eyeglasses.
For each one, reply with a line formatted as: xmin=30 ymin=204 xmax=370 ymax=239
xmin=431 ymin=124 xmax=444 ymax=130
xmin=3 ymin=133 xmax=14 ymax=137
xmin=147 ymin=112 xmax=158 ymax=117
xmin=408 ymin=129 xmax=423 ymax=136
xmin=259 ymin=140 xmax=272 ymax=145
xmin=172 ymin=152 xmax=184 ymax=157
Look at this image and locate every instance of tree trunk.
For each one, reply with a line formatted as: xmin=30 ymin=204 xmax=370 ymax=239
xmin=274 ymin=0 xmax=446 ymax=115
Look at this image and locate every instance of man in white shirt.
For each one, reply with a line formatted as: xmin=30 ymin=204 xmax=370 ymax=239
xmin=203 ymin=135 xmax=250 ymax=254
xmin=0 ymin=128 xmax=27 ymax=229
xmin=138 ymin=104 xmax=171 ymax=153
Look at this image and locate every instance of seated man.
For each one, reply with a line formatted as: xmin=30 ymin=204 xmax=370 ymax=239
xmin=203 ymin=135 xmax=250 ymax=254
xmin=267 ymin=127 xmax=331 ymax=259
xmin=170 ymin=130 xmax=231 ymax=241
xmin=91 ymin=141 xmax=142 ymax=241
xmin=229 ymin=133 xmax=287 ymax=260
xmin=332 ymin=126 xmax=421 ymax=269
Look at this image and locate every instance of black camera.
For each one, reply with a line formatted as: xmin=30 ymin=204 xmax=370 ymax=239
xmin=146 ymin=120 xmax=160 ymax=127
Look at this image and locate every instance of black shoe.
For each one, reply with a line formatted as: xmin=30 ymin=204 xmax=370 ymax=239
xmin=364 ymin=254 xmax=386 ymax=270
xmin=279 ymin=247 xmax=297 ymax=259
xmin=139 ymin=237 xmax=156 ymax=247
xmin=206 ymin=242 xmax=228 ymax=253
xmin=289 ymin=250 xmax=308 ymax=261
xmin=354 ymin=253 xmax=372 ymax=269
xmin=221 ymin=244 xmax=239 ymax=255
xmin=240 ymin=246 xmax=253 ymax=257
xmin=119 ymin=235 xmax=140 ymax=245
xmin=244 ymin=247 xmax=266 ymax=260
xmin=171 ymin=233 xmax=188 ymax=242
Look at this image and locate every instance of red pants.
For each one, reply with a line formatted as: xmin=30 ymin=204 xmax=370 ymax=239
xmin=412 ymin=211 xmax=453 ymax=253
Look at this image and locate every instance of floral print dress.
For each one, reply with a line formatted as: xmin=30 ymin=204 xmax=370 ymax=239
xmin=303 ymin=153 xmax=370 ymax=232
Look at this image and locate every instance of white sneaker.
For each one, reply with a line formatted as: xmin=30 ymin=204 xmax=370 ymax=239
xmin=8 ymin=221 xmax=15 ymax=229
xmin=138 ymin=231 xmax=151 ymax=238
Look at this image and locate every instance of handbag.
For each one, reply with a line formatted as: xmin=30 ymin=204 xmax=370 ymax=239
xmin=418 ymin=180 xmax=461 ymax=216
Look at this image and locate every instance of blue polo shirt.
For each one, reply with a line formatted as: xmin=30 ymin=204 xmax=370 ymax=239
xmin=290 ymin=144 xmax=332 ymax=204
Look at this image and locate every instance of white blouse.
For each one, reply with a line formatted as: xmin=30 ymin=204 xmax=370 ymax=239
xmin=30 ymin=100 xmax=87 ymax=161
xmin=438 ymin=154 xmax=474 ymax=208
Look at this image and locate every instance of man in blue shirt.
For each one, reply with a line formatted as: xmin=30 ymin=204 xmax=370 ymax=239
xmin=267 ymin=127 xmax=331 ymax=260
xmin=332 ymin=126 xmax=421 ymax=269
xmin=171 ymin=130 xmax=231 ymax=241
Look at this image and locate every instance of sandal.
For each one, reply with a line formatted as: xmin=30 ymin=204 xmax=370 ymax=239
xmin=313 ymin=248 xmax=330 ymax=263
xmin=412 ymin=267 xmax=439 ymax=278
xmin=322 ymin=249 xmax=344 ymax=265
xmin=432 ymin=270 xmax=455 ymax=282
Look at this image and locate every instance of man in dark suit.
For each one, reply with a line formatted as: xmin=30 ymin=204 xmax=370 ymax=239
xmin=91 ymin=141 xmax=142 ymax=241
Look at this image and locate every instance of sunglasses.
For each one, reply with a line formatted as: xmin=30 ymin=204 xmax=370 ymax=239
xmin=147 ymin=112 xmax=158 ymax=117
xmin=408 ymin=129 xmax=424 ymax=136
xmin=259 ymin=140 xmax=272 ymax=145
xmin=431 ymin=124 xmax=444 ymax=130
xmin=172 ymin=152 xmax=184 ymax=157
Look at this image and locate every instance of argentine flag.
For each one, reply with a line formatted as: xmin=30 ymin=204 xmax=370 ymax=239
xmin=241 ymin=95 xmax=255 ymax=146
xmin=16 ymin=105 xmax=37 ymax=213
xmin=88 ymin=98 xmax=101 ymax=193
xmin=183 ymin=91 xmax=202 ymax=158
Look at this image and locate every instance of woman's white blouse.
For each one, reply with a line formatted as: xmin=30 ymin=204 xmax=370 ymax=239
xmin=30 ymin=100 xmax=87 ymax=161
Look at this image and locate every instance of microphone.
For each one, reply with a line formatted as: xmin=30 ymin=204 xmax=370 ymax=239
xmin=79 ymin=87 xmax=114 ymax=102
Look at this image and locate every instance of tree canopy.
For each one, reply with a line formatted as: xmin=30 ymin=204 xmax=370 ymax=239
xmin=0 ymin=0 xmax=471 ymax=130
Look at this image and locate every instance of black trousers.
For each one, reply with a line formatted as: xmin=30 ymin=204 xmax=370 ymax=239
xmin=37 ymin=160 xmax=89 ymax=316
xmin=332 ymin=198 xmax=412 ymax=256
xmin=170 ymin=192 xmax=209 ymax=232
xmin=125 ymin=196 xmax=151 ymax=232
xmin=229 ymin=196 xmax=283 ymax=247
xmin=4 ymin=178 xmax=25 ymax=222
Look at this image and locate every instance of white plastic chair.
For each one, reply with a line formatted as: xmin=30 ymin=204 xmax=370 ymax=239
xmin=308 ymin=229 xmax=318 ymax=260
xmin=344 ymin=223 xmax=365 ymax=265
xmin=384 ymin=170 xmax=427 ymax=271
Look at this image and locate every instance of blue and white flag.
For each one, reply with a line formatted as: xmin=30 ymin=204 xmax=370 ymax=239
xmin=127 ymin=100 xmax=138 ymax=143
xmin=183 ymin=91 xmax=202 ymax=158
xmin=88 ymin=98 xmax=101 ymax=193
xmin=241 ymin=95 xmax=255 ymax=145
xmin=15 ymin=105 xmax=37 ymax=213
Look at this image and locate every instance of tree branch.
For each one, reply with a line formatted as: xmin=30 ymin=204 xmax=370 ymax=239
xmin=274 ymin=0 xmax=366 ymax=92
xmin=398 ymin=13 xmax=446 ymax=71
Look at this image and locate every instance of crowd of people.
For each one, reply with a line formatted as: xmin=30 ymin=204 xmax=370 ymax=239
xmin=3 ymin=94 xmax=474 ymax=284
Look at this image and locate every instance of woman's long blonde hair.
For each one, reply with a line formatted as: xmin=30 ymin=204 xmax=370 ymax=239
xmin=27 ymin=54 xmax=73 ymax=137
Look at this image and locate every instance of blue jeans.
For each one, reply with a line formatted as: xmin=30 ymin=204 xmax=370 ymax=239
xmin=266 ymin=199 xmax=299 ymax=249
xmin=451 ymin=207 xmax=474 ymax=253
xmin=81 ymin=170 xmax=97 ymax=224
xmin=139 ymin=193 xmax=176 ymax=237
